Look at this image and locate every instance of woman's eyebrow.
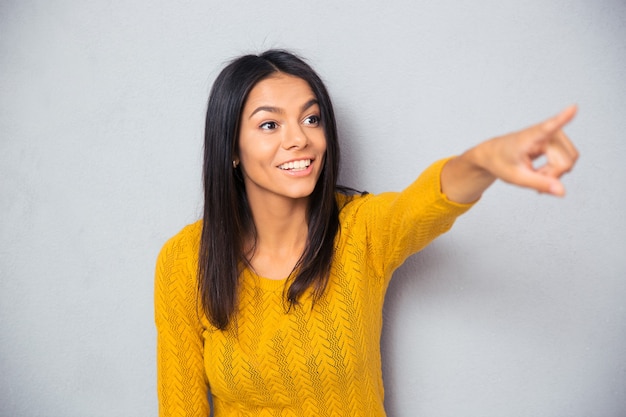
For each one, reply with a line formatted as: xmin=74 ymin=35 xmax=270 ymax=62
xmin=249 ymin=105 xmax=282 ymax=118
xmin=248 ymin=98 xmax=318 ymax=119
xmin=300 ymin=98 xmax=319 ymax=113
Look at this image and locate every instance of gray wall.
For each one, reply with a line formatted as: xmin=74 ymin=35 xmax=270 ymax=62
xmin=1 ymin=0 xmax=624 ymax=416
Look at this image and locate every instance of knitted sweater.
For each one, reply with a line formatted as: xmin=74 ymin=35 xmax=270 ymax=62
xmin=155 ymin=158 xmax=474 ymax=417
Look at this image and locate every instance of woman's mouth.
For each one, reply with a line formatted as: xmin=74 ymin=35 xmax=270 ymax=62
xmin=278 ymin=159 xmax=312 ymax=171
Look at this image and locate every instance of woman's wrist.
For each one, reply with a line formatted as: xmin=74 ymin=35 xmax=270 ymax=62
xmin=441 ymin=147 xmax=496 ymax=204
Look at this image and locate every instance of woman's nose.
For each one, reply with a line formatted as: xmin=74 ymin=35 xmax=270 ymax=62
xmin=282 ymin=123 xmax=307 ymax=149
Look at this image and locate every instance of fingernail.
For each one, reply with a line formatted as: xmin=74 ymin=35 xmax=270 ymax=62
xmin=549 ymin=183 xmax=564 ymax=196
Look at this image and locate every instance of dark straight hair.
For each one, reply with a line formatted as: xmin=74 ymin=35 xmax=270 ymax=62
xmin=198 ymin=50 xmax=341 ymax=330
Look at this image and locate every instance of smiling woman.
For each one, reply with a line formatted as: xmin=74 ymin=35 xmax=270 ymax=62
xmin=154 ymin=50 xmax=578 ymax=417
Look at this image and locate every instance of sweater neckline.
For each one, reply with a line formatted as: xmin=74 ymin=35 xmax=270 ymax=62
xmin=243 ymin=268 xmax=288 ymax=292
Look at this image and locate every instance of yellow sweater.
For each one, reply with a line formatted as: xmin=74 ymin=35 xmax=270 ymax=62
xmin=155 ymin=158 xmax=473 ymax=416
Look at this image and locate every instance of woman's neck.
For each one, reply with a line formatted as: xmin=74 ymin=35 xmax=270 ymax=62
xmin=245 ymin=194 xmax=309 ymax=280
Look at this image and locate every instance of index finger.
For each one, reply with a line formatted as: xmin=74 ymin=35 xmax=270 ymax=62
xmin=536 ymin=104 xmax=578 ymax=138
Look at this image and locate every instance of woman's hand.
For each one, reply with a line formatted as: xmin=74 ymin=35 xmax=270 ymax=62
xmin=441 ymin=105 xmax=579 ymax=204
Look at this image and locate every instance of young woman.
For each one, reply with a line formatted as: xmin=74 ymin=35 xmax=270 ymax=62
xmin=155 ymin=50 xmax=578 ymax=417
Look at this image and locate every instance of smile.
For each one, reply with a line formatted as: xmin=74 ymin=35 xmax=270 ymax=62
xmin=278 ymin=159 xmax=312 ymax=171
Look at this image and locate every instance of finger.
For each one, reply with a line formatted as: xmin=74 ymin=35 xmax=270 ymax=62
xmin=535 ymin=136 xmax=577 ymax=177
xmin=541 ymin=104 xmax=578 ymax=137
xmin=525 ymin=105 xmax=578 ymax=147
xmin=537 ymin=159 xmax=573 ymax=180
xmin=536 ymin=130 xmax=580 ymax=178
xmin=554 ymin=130 xmax=580 ymax=163
xmin=514 ymin=168 xmax=567 ymax=196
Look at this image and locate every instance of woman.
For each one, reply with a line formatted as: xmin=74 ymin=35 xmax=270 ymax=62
xmin=155 ymin=50 xmax=578 ymax=416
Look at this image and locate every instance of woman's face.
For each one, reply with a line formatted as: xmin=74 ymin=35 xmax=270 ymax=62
xmin=237 ymin=74 xmax=327 ymax=205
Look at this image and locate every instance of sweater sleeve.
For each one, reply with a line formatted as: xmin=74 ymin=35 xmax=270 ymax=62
xmin=359 ymin=157 xmax=475 ymax=280
xmin=154 ymin=225 xmax=211 ymax=417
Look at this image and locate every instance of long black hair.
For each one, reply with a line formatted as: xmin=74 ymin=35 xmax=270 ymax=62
xmin=198 ymin=50 xmax=341 ymax=330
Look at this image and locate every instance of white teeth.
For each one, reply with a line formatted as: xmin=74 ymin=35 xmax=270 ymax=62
xmin=279 ymin=159 xmax=311 ymax=170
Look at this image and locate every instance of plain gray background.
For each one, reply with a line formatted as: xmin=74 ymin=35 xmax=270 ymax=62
xmin=1 ymin=0 xmax=625 ymax=416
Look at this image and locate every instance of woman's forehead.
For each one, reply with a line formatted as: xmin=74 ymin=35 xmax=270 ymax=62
xmin=245 ymin=75 xmax=316 ymax=109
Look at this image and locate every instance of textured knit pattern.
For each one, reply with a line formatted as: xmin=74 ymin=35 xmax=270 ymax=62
xmin=155 ymin=158 xmax=474 ymax=417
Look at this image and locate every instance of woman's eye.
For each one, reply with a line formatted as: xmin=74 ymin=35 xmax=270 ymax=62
xmin=303 ymin=115 xmax=320 ymax=126
xmin=260 ymin=121 xmax=278 ymax=130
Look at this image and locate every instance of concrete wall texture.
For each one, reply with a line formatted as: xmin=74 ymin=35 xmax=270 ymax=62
xmin=1 ymin=0 xmax=625 ymax=416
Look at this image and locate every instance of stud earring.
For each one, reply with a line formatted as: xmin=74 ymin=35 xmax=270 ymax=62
xmin=232 ymin=160 xmax=239 ymax=168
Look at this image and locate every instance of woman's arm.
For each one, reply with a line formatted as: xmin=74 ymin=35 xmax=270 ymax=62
xmin=155 ymin=227 xmax=211 ymax=417
xmin=441 ymin=105 xmax=579 ymax=204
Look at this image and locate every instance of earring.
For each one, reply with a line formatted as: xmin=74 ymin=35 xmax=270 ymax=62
xmin=232 ymin=160 xmax=239 ymax=168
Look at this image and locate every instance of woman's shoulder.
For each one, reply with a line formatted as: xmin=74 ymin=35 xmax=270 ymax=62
xmin=336 ymin=186 xmax=399 ymax=217
xmin=335 ymin=187 xmax=372 ymax=211
xmin=157 ymin=220 xmax=203 ymax=263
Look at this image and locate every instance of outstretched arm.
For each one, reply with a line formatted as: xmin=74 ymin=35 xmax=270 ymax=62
xmin=441 ymin=105 xmax=579 ymax=204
